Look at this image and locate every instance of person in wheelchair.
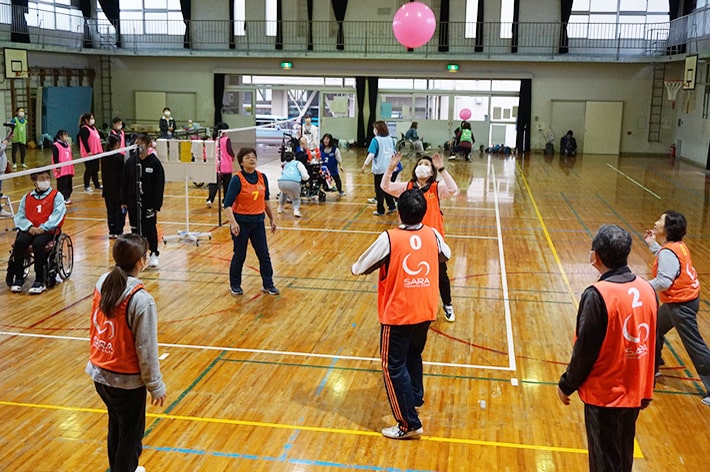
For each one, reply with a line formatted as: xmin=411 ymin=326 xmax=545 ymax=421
xmin=8 ymin=169 xmax=66 ymax=294
xmin=404 ymin=122 xmax=424 ymax=153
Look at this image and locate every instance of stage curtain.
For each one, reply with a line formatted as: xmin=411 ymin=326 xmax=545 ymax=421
xmin=558 ymin=0 xmax=573 ymax=54
xmin=180 ymin=0 xmax=191 ymax=49
xmin=307 ymin=0 xmax=313 ymax=50
xmin=331 ymin=0 xmax=348 ymax=50
xmin=214 ymin=74 xmax=225 ymax=125
xmin=511 ymin=0 xmax=519 ymax=53
xmin=356 ymin=77 xmax=366 ymax=146
xmin=228 ymin=0 xmax=235 ymax=49
xmin=438 ymin=0 xmax=449 ymax=52
xmin=367 ymin=77 xmax=379 ymax=145
xmin=79 ymin=0 xmax=93 ymax=48
xmin=474 ymin=0 xmax=484 ymax=52
xmin=10 ymin=0 xmax=30 ymax=43
xmin=516 ymin=79 xmax=532 ymax=153
xmin=276 ymin=0 xmax=283 ymax=50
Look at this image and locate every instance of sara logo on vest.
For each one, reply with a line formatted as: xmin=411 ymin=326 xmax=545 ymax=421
xmin=622 ymin=314 xmax=650 ymax=359
xmin=402 ymin=234 xmax=431 ymax=288
xmin=92 ymin=309 xmax=115 ymax=355
xmin=686 ymin=263 xmax=700 ymax=289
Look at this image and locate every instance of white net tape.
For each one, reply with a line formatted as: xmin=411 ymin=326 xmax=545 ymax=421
xmin=664 ymin=81 xmax=683 ymax=100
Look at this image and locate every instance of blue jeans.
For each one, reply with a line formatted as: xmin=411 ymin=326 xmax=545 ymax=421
xmin=229 ymin=219 xmax=275 ymax=289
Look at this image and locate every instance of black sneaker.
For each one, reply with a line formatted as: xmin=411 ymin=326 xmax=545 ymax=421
xmin=28 ymin=281 xmax=46 ymax=295
xmin=230 ymin=286 xmax=243 ymax=296
xmin=10 ymin=277 xmax=23 ymax=293
xmin=262 ymin=286 xmax=280 ymax=295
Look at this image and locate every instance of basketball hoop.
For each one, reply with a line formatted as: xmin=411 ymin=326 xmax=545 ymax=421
xmin=664 ymin=80 xmax=683 ymax=109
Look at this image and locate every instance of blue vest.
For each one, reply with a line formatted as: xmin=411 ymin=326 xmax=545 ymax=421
xmin=279 ymin=160 xmax=302 ymax=183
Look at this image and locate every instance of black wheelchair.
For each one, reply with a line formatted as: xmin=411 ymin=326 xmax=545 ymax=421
xmin=5 ymin=230 xmax=74 ymax=289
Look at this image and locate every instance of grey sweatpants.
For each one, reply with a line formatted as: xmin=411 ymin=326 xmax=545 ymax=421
xmin=656 ymin=297 xmax=710 ymax=395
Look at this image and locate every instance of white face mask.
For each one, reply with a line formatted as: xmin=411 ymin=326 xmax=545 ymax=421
xmin=36 ymin=180 xmax=50 ymax=192
xmin=164 ymin=111 xmax=171 ymax=117
xmin=415 ymin=164 xmax=432 ymax=179
xmin=89 ymin=118 xmax=95 ymax=126
xmin=18 ymin=112 xmax=25 ymax=118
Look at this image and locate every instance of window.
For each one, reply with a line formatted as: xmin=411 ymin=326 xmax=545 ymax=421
xmin=234 ymin=1 xmax=245 ymax=36
xmin=465 ymin=0 xmax=479 ymax=38
xmin=266 ymin=0 xmax=276 ymax=37
xmin=570 ymin=0 xmax=669 ymax=39
xmin=1 ymin=0 xmax=82 ymax=31
xmin=500 ymin=0 xmax=514 ymax=39
xmin=99 ymin=0 xmax=185 ymax=36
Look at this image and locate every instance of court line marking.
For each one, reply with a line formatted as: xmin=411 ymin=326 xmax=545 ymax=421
xmin=0 ymin=331 xmax=515 ymax=371
xmin=60 ymin=216 xmax=497 ymax=240
xmin=490 ymin=160 xmax=516 ymax=371
xmin=0 ymin=400 xmax=611 ymax=457
xmin=518 ymin=163 xmax=646 ymax=459
xmin=605 ymin=163 xmax=662 ymax=200
xmin=517 ymin=162 xmax=578 ymax=307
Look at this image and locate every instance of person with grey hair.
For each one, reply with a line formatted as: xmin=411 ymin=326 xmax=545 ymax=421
xmin=644 ymin=210 xmax=710 ymax=406
xmin=558 ymin=224 xmax=657 ymax=472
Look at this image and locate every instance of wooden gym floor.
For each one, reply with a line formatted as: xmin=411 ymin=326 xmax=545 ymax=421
xmin=0 ymin=145 xmax=709 ymax=471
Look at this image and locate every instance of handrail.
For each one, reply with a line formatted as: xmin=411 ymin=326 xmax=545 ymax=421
xmin=3 ymin=6 xmax=701 ymax=59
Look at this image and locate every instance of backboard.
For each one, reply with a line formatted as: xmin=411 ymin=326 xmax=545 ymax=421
xmin=684 ymin=54 xmax=698 ymax=90
xmin=3 ymin=48 xmax=28 ymax=80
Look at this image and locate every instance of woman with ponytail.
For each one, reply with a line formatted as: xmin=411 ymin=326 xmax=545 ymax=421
xmin=381 ymin=151 xmax=459 ymax=322
xmin=86 ymin=233 xmax=167 ymax=472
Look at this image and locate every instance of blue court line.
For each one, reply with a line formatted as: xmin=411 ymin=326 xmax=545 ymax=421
xmin=597 ymin=193 xmax=705 ymax=396
xmin=595 ymin=194 xmax=646 ymax=241
xmin=144 ymin=444 xmax=435 ymax=471
xmin=560 ymin=192 xmax=592 ymax=237
xmin=317 ymin=356 xmax=340 ymax=396
xmin=642 ymin=164 xmax=699 ymax=194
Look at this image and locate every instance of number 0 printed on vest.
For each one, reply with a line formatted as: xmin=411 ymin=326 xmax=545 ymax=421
xmin=409 ymin=235 xmax=422 ymax=250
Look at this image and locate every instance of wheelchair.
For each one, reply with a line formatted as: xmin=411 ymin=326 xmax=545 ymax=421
xmin=396 ymin=133 xmax=417 ymax=158
xmin=5 ymin=230 xmax=74 ymax=290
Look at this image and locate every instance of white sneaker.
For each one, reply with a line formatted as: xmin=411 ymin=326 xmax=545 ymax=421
xmin=367 ymin=197 xmax=377 ymax=204
xmin=0 ymin=210 xmax=11 ymax=217
xmin=12 ymin=163 xmax=17 ymax=169
xmin=10 ymin=284 xmax=22 ymax=293
xmin=294 ymin=209 xmax=302 ymax=218
xmin=28 ymin=282 xmax=46 ymax=295
xmin=135 ymin=467 xmax=146 ymax=472
xmin=702 ymin=396 xmax=710 ymax=406
xmin=148 ymin=254 xmax=159 ymax=268
xmin=205 ymin=199 xmax=212 ymax=208
xmin=277 ymin=205 xmax=284 ymax=214
xmin=443 ymin=304 xmax=455 ymax=322
xmin=381 ymin=425 xmax=423 ymax=439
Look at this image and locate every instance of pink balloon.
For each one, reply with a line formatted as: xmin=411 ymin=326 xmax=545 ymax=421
xmin=459 ymin=108 xmax=472 ymax=120
xmin=392 ymin=2 xmax=436 ymax=49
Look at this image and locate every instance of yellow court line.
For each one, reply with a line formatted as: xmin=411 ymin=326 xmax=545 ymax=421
xmin=517 ymin=164 xmax=578 ymax=308
xmin=0 ymin=399 xmax=643 ymax=458
xmin=517 ymin=163 xmax=644 ymax=460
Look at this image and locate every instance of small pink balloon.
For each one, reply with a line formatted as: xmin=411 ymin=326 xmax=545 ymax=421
xmin=459 ymin=108 xmax=472 ymax=120
xmin=392 ymin=2 xmax=436 ymax=49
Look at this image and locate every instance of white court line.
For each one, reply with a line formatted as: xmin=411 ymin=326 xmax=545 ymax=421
xmin=0 ymin=331 xmax=515 ymax=371
xmin=605 ymin=163 xmax=662 ymax=200
xmin=490 ymin=159 xmax=517 ymax=372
